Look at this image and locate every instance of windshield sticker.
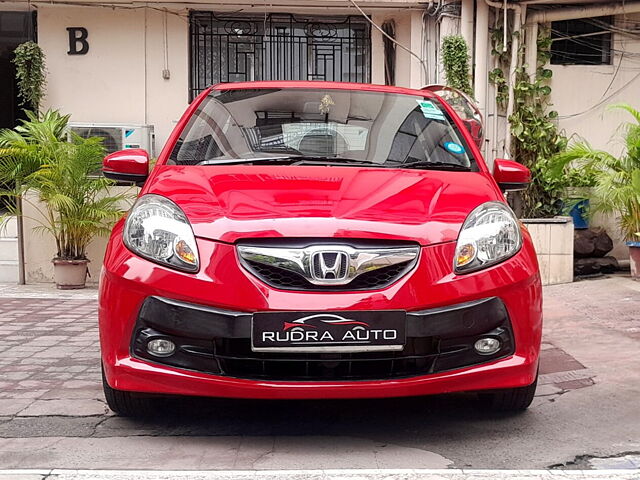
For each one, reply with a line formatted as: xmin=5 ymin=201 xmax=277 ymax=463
xmin=417 ymin=100 xmax=446 ymax=121
xmin=444 ymin=142 xmax=465 ymax=155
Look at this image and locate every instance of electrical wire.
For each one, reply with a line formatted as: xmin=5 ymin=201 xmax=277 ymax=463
xmin=346 ymin=0 xmax=429 ymax=81
xmin=550 ymin=28 xmax=640 ymax=65
xmin=426 ymin=0 xmax=442 ymax=17
xmin=602 ymin=50 xmax=625 ymax=100
xmin=586 ymin=17 xmax=640 ymax=39
xmin=25 ymin=0 xmax=192 ymax=23
xmin=558 ymin=69 xmax=640 ymax=120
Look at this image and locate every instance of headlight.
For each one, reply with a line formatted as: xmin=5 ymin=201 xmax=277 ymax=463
xmin=124 ymin=194 xmax=199 ymax=272
xmin=454 ymin=201 xmax=522 ymax=273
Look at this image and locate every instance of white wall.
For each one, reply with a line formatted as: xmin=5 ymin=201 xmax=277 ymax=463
xmin=38 ymin=5 xmax=189 ymax=152
xmin=549 ymin=14 xmax=640 ymax=260
xmin=550 ymin=14 xmax=640 ymax=153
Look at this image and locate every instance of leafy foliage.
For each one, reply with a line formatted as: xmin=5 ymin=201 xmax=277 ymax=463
xmin=490 ymin=26 xmax=569 ymax=218
xmin=13 ymin=42 xmax=46 ymax=112
xmin=441 ymin=35 xmax=473 ymax=96
xmin=551 ymin=104 xmax=640 ymax=241
xmin=0 ymin=110 xmax=130 ymax=260
xmin=510 ymin=66 xmax=568 ymax=218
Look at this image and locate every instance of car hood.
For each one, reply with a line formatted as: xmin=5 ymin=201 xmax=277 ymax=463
xmin=146 ymin=165 xmax=502 ymax=246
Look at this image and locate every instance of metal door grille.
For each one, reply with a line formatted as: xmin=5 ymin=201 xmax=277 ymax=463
xmin=189 ymin=12 xmax=372 ymax=100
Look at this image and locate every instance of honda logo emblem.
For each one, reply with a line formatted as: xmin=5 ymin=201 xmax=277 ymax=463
xmin=310 ymin=250 xmax=350 ymax=283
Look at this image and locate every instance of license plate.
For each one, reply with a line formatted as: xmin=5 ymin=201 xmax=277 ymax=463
xmin=251 ymin=310 xmax=406 ymax=353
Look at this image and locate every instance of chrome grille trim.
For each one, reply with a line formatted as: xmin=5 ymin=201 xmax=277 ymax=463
xmin=237 ymin=244 xmax=420 ymax=287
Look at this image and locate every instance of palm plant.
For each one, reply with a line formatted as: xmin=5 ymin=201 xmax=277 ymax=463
xmin=0 ymin=110 xmax=129 ymax=265
xmin=551 ymin=104 xmax=640 ymax=242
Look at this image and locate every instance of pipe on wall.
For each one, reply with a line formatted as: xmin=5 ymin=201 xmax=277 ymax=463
xmin=524 ymin=21 xmax=538 ymax=78
xmin=460 ymin=0 xmax=474 ymax=53
xmin=526 ymin=1 xmax=640 ymax=25
xmin=504 ymin=5 xmax=522 ymax=157
xmin=484 ymin=0 xmax=523 ymax=158
xmin=474 ymin=0 xmax=489 ymax=116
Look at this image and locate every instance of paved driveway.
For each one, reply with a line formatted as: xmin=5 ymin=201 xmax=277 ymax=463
xmin=0 ymin=276 xmax=639 ymax=471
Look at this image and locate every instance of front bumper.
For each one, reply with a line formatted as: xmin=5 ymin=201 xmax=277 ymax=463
xmin=99 ymin=223 xmax=542 ymax=399
xmin=132 ymin=296 xmax=514 ymax=381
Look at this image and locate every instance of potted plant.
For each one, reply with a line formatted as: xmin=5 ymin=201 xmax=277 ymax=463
xmin=560 ymin=167 xmax=597 ymax=229
xmin=552 ymin=104 xmax=640 ymax=279
xmin=631 ymin=233 xmax=640 ymax=277
xmin=0 ymin=110 xmax=129 ymax=288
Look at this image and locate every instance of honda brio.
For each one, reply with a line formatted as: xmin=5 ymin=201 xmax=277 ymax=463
xmin=100 ymin=81 xmax=542 ymax=416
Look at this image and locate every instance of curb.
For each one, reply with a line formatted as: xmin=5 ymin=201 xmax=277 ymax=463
xmin=1 ymin=469 xmax=639 ymax=479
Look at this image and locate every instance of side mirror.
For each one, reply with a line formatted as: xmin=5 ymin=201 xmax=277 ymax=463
xmin=493 ymin=159 xmax=531 ymax=192
xmin=103 ymin=149 xmax=149 ymax=186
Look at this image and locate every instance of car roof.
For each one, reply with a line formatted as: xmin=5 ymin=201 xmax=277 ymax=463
xmin=211 ymin=81 xmax=436 ymax=99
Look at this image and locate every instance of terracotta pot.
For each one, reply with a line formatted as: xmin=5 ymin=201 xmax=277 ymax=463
xmin=53 ymin=259 xmax=89 ymax=289
xmin=628 ymin=244 xmax=640 ymax=280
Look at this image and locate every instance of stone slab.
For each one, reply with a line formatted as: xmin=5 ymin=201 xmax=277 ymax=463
xmin=16 ymin=399 xmax=106 ymax=417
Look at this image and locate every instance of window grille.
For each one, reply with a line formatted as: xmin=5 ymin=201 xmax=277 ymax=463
xmin=189 ymin=12 xmax=372 ymax=100
xmin=551 ymin=16 xmax=613 ymax=66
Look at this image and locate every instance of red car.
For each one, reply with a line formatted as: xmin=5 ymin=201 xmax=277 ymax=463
xmin=100 ymin=81 xmax=542 ymax=416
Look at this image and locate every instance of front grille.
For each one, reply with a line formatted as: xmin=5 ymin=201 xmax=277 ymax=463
xmin=211 ymin=337 xmax=442 ymax=380
xmin=244 ymin=259 xmax=414 ymax=291
xmin=245 ymin=260 xmax=308 ymax=289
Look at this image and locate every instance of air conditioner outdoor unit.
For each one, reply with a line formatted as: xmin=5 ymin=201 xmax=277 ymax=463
xmin=68 ymin=123 xmax=155 ymax=157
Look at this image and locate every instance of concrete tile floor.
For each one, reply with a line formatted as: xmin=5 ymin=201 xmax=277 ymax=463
xmin=0 ymin=275 xmax=638 ymax=472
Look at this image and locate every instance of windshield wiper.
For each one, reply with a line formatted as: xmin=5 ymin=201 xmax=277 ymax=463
xmin=399 ymin=161 xmax=471 ymax=171
xmin=196 ymin=155 xmax=384 ymax=167
xmin=196 ymin=156 xmax=303 ymax=166
xmin=195 ymin=156 xmax=469 ymax=170
xmin=291 ymin=157 xmax=386 ymax=167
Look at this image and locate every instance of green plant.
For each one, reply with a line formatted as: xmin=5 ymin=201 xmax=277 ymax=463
xmin=13 ymin=42 xmax=47 ymax=112
xmin=0 ymin=110 xmax=65 ymax=212
xmin=562 ymin=167 xmax=597 ymax=188
xmin=0 ymin=110 xmax=129 ymax=260
xmin=490 ymin=26 xmax=568 ymax=218
xmin=551 ymin=104 xmax=640 ymax=241
xmin=441 ymin=35 xmax=473 ymax=96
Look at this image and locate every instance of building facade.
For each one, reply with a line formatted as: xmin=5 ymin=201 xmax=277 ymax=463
xmin=0 ymin=0 xmax=638 ymax=282
xmin=34 ymin=1 xmax=439 ymax=151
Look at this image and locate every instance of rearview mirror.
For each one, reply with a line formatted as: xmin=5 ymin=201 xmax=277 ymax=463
xmin=493 ymin=159 xmax=531 ymax=192
xmin=103 ymin=149 xmax=149 ymax=186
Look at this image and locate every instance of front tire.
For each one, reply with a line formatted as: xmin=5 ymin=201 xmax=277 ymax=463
xmin=102 ymin=367 xmax=160 ymax=417
xmin=478 ymin=373 xmax=538 ymax=412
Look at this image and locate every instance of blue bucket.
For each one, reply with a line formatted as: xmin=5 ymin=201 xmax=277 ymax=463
xmin=569 ymin=199 xmax=589 ymax=229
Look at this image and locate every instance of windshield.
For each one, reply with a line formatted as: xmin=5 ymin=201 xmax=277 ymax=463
xmin=168 ymin=88 xmax=476 ymax=170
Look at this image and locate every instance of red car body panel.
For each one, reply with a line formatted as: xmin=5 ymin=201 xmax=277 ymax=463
xmin=99 ymin=81 xmax=542 ymax=400
xmin=148 ymin=166 xmax=504 ymax=245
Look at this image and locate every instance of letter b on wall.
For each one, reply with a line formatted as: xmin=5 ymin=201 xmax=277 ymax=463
xmin=67 ymin=27 xmax=89 ymax=55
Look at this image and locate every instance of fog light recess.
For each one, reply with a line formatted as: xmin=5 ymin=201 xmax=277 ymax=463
xmin=474 ymin=337 xmax=501 ymax=355
xmin=147 ymin=338 xmax=176 ymax=357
